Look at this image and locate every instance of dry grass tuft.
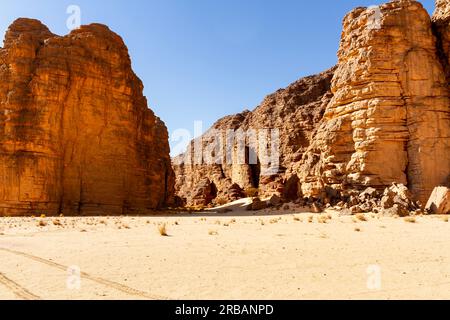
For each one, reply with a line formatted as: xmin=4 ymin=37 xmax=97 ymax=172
xmin=208 ymin=230 xmax=219 ymax=236
xmin=355 ymin=214 xmax=368 ymax=222
xmin=354 ymin=227 xmax=361 ymax=232
xmin=40 ymin=214 xmax=46 ymax=219
xmin=308 ymin=215 xmax=314 ymax=223
xmin=441 ymin=216 xmax=449 ymax=223
xmin=37 ymin=220 xmax=47 ymax=227
xmin=158 ymin=223 xmax=169 ymax=236
xmin=293 ymin=216 xmax=302 ymax=222
xmin=404 ymin=216 xmax=416 ymax=224
xmin=52 ymin=219 xmax=62 ymax=226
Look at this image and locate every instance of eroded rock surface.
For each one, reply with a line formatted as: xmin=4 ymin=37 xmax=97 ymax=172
xmin=299 ymin=0 xmax=450 ymax=205
xmin=0 ymin=19 xmax=174 ymax=216
xmin=433 ymin=0 xmax=450 ymax=81
xmin=174 ymin=69 xmax=334 ymax=207
xmin=175 ymin=0 xmax=450 ymax=211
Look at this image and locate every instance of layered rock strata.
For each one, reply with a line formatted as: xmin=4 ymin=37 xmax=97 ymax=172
xmin=299 ymin=0 xmax=450 ymax=205
xmin=0 ymin=19 xmax=174 ymax=216
xmin=175 ymin=0 xmax=450 ymax=209
xmin=174 ymin=69 xmax=334 ymax=207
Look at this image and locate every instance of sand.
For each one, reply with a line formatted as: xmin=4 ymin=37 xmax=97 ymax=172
xmin=1 ymin=200 xmax=450 ymax=300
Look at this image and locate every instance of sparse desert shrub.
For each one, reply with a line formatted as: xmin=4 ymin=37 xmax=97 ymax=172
xmin=208 ymin=230 xmax=218 ymax=236
xmin=52 ymin=219 xmax=62 ymax=226
xmin=245 ymin=188 xmax=259 ymax=198
xmin=308 ymin=215 xmax=314 ymax=223
xmin=441 ymin=216 xmax=449 ymax=223
xmin=158 ymin=223 xmax=168 ymax=236
xmin=354 ymin=227 xmax=361 ymax=232
xmin=293 ymin=216 xmax=302 ymax=222
xmin=37 ymin=220 xmax=47 ymax=227
xmin=404 ymin=217 xmax=416 ymax=223
xmin=40 ymin=214 xmax=46 ymax=219
xmin=317 ymin=216 xmax=328 ymax=224
xmin=355 ymin=214 xmax=368 ymax=222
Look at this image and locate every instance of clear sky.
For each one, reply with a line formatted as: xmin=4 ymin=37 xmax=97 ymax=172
xmin=0 ymin=0 xmax=435 ymax=154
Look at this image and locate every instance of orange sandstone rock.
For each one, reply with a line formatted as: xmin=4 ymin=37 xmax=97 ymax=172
xmin=300 ymin=0 xmax=450 ymax=204
xmin=0 ymin=18 xmax=174 ymax=216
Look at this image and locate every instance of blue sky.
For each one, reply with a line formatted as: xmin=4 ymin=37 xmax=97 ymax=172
xmin=0 ymin=0 xmax=435 ymax=154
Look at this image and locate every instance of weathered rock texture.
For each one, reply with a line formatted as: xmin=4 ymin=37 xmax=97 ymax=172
xmin=175 ymin=0 xmax=450 ymax=209
xmin=0 ymin=19 xmax=174 ymax=216
xmin=433 ymin=0 xmax=450 ymax=82
xmin=174 ymin=68 xmax=334 ymax=206
xmin=299 ymin=0 xmax=450 ymax=205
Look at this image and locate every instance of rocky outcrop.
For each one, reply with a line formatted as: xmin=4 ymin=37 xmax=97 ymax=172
xmin=0 ymin=18 xmax=174 ymax=216
xmin=174 ymin=69 xmax=334 ymax=207
xmin=433 ymin=0 xmax=450 ymax=82
xmin=174 ymin=0 xmax=450 ymax=211
xmin=299 ymin=0 xmax=450 ymax=205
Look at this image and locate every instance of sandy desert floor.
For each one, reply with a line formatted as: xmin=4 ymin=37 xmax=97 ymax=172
xmin=1 ymin=199 xmax=450 ymax=300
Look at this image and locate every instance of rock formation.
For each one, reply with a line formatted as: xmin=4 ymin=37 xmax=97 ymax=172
xmin=174 ymin=0 xmax=450 ymax=210
xmin=299 ymin=0 xmax=450 ymax=205
xmin=0 ymin=18 xmax=174 ymax=216
xmin=433 ymin=0 xmax=450 ymax=82
xmin=174 ymin=68 xmax=334 ymax=207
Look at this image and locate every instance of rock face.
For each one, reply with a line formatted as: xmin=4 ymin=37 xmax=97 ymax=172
xmin=299 ymin=0 xmax=450 ymax=205
xmin=174 ymin=69 xmax=334 ymax=207
xmin=433 ymin=0 xmax=450 ymax=81
xmin=174 ymin=0 xmax=450 ymax=210
xmin=0 ymin=19 xmax=174 ymax=216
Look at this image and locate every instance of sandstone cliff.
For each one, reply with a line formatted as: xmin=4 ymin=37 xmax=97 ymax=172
xmin=174 ymin=68 xmax=334 ymax=206
xmin=174 ymin=0 xmax=450 ymax=209
xmin=299 ymin=0 xmax=450 ymax=205
xmin=0 ymin=18 xmax=174 ymax=216
xmin=433 ymin=0 xmax=450 ymax=82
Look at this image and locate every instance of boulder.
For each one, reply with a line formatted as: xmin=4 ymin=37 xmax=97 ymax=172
xmin=269 ymin=195 xmax=282 ymax=207
xmin=249 ymin=198 xmax=267 ymax=211
xmin=426 ymin=187 xmax=450 ymax=215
